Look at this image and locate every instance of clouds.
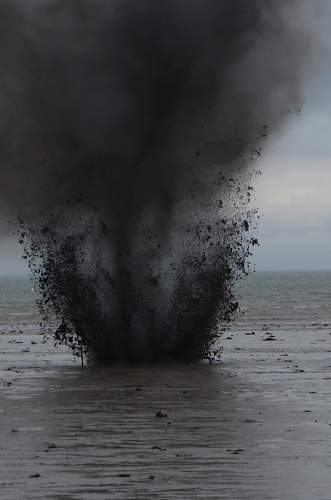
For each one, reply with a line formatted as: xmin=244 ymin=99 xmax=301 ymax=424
xmin=254 ymin=126 xmax=331 ymax=270
xmin=252 ymin=3 xmax=331 ymax=272
xmin=0 ymin=0 xmax=328 ymax=277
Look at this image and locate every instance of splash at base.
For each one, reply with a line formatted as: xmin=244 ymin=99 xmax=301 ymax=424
xmin=20 ymin=174 xmax=258 ymax=364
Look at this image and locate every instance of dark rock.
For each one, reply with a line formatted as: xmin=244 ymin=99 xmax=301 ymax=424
xmin=155 ymin=410 xmax=167 ymax=418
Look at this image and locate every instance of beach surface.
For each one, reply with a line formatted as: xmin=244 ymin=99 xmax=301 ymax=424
xmin=1 ymin=323 xmax=330 ymax=500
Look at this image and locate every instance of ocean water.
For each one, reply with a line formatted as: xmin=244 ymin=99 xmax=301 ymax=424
xmin=0 ymin=276 xmax=39 ymax=333
xmin=233 ymin=270 xmax=331 ymax=333
xmin=1 ymin=271 xmax=331 ymax=337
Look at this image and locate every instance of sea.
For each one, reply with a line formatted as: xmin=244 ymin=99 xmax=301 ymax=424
xmin=1 ymin=271 xmax=331 ymax=340
xmin=232 ymin=270 xmax=331 ymax=335
xmin=0 ymin=276 xmax=40 ymax=334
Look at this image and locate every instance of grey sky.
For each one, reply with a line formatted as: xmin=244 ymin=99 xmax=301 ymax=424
xmin=0 ymin=4 xmax=330 ymax=275
xmin=252 ymin=1 xmax=331 ymax=270
xmin=253 ymin=62 xmax=331 ymax=270
xmin=4 ymin=103 xmax=330 ymax=275
xmin=1 ymin=77 xmax=330 ymax=275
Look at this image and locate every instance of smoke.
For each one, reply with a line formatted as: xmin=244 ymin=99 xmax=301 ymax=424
xmin=0 ymin=1 xmax=315 ymax=362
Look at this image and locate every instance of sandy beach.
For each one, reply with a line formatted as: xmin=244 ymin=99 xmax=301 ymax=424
xmin=0 ymin=323 xmax=330 ymax=500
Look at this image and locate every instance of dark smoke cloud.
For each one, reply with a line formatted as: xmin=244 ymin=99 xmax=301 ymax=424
xmin=0 ymin=1 xmax=315 ymax=362
xmin=0 ymin=0 xmax=309 ymax=213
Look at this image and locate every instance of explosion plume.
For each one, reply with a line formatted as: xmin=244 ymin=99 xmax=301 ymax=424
xmin=0 ymin=1 xmax=312 ymax=362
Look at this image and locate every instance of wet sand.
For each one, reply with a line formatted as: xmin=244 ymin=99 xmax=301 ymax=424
xmin=0 ymin=327 xmax=330 ymax=499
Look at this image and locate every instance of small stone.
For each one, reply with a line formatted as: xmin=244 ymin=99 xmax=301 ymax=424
xmin=29 ymin=473 xmax=41 ymax=478
xmin=155 ymin=410 xmax=167 ymax=418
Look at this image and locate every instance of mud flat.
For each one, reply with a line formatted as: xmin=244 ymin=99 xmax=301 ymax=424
xmin=0 ymin=326 xmax=330 ymax=500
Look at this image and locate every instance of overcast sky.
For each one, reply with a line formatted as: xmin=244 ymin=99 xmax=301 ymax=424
xmin=0 ymin=6 xmax=330 ymax=275
xmin=252 ymin=58 xmax=331 ymax=271
xmin=3 ymin=105 xmax=330 ymax=275
xmin=1 ymin=73 xmax=330 ymax=275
